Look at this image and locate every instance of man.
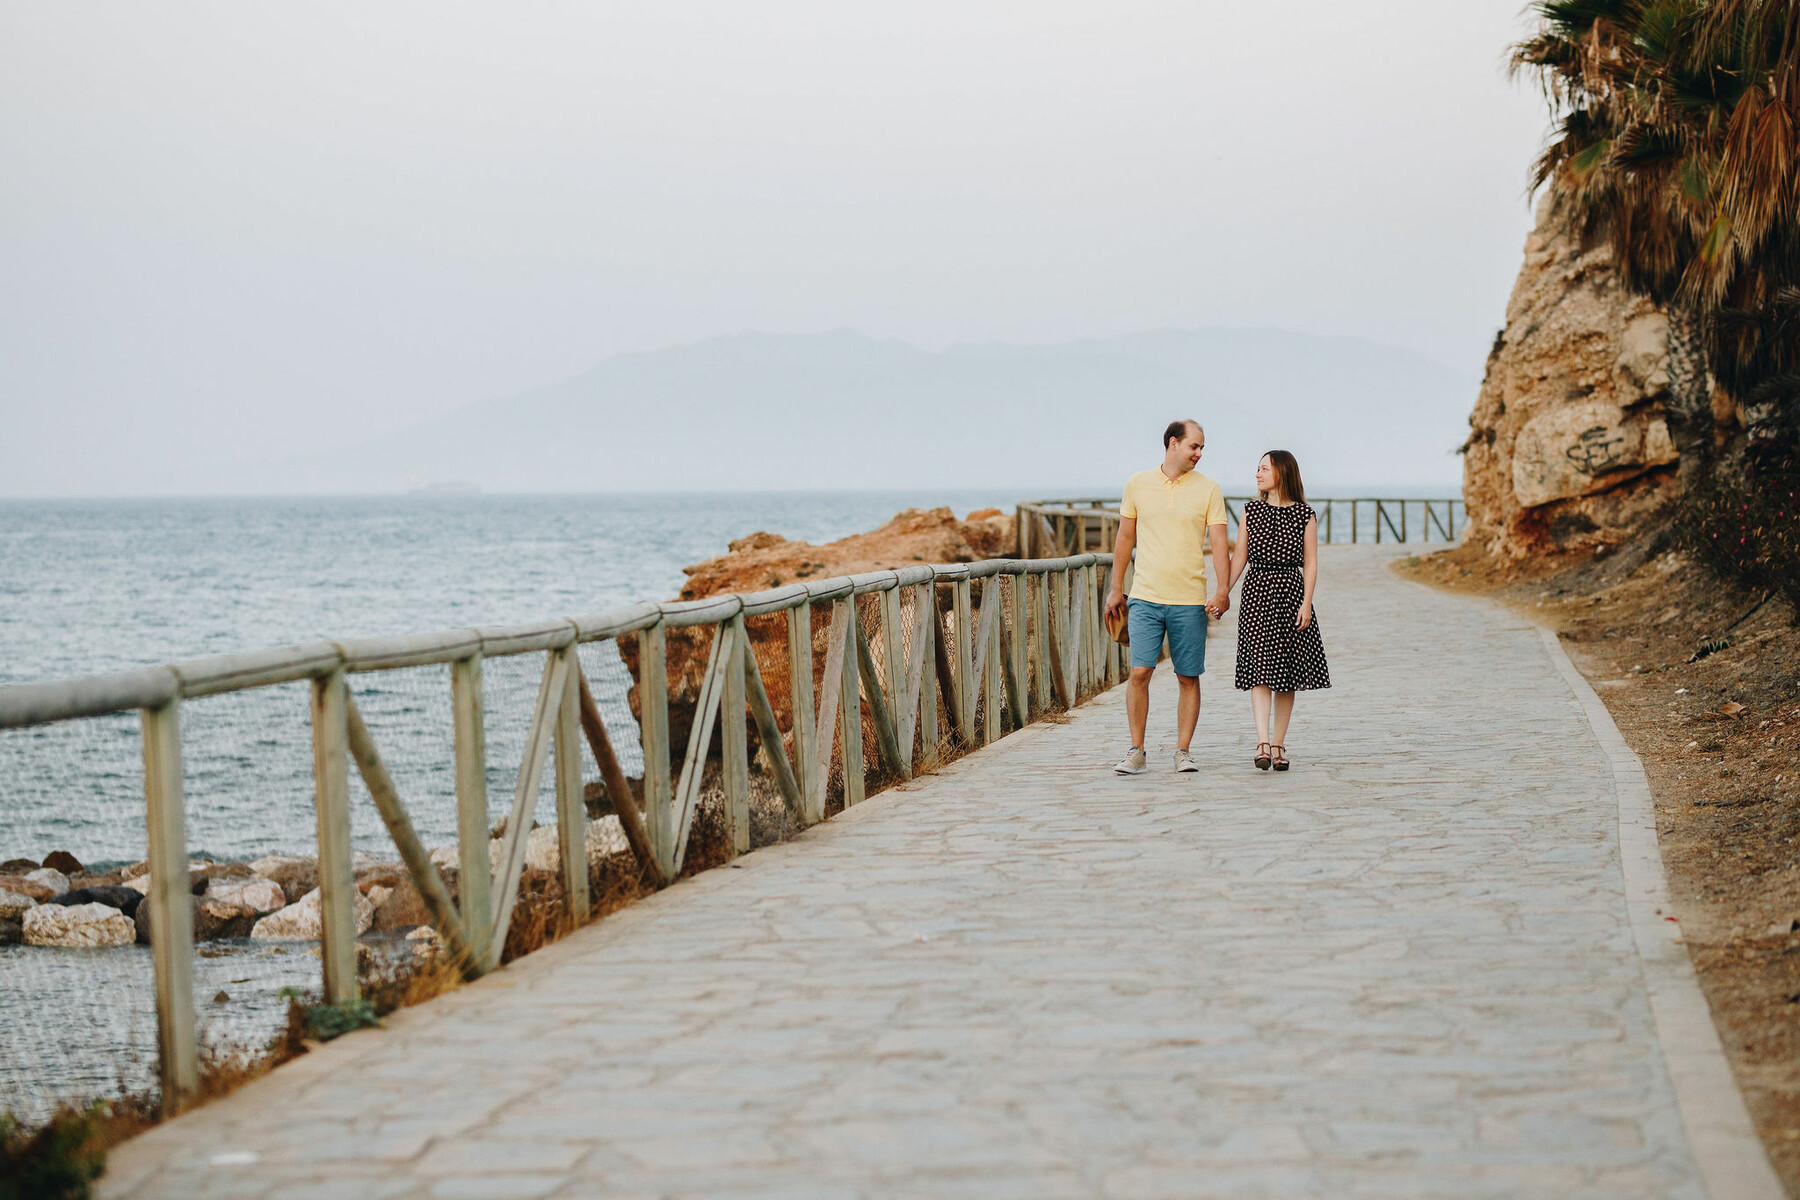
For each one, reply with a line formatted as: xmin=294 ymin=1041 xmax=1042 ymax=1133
xmin=1103 ymin=419 xmax=1231 ymax=774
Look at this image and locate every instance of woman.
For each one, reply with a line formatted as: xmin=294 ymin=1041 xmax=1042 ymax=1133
xmin=1227 ymin=450 xmax=1331 ymax=770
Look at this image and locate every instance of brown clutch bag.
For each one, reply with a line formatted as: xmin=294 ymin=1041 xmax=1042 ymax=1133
xmin=1104 ymin=605 xmax=1129 ymax=646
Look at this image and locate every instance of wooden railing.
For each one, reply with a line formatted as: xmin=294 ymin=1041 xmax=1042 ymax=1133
xmin=1017 ymin=495 xmax=1465 ymax=557
xmin=0 ymin=552 xmax=1120 ymax=1115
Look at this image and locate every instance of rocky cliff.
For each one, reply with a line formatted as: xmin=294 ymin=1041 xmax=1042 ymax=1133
xmin=1462 ymin=196 xmax=1680 ymax=559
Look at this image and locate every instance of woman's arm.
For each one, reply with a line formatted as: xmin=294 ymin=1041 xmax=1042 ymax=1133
xmin=1228 ymin=508 xmax=1249 ymax=592
xmin=1298 ymin=514 xmax=1318 ymax=629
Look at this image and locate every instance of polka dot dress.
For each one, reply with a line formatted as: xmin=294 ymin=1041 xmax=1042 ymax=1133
xmin=1234 ymin=500 xmax=1332 ymax=692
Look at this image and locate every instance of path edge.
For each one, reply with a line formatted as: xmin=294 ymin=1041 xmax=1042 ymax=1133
xmin=1537 ymin=625 xmax=1784 ymax=1200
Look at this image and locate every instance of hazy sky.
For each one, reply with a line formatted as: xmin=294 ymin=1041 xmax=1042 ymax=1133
xmin=1 ymin=2 xmax=1551 ymax=495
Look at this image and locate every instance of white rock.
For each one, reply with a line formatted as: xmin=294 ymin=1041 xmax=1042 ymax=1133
xmin=250 ymin=886 xmax=374 ymax=940
xmin=0 ymin=889 xmax=38 ymax=920
xmin=428 ymin=845 xmax=459 ymax=870
xmin=365 ymin=885 xmax=393 ymax=911
xmin=248 ymin=854 xmax=307 ymax=878
xmin=523 ymin=817 xmax=630 ymax=873
xmin=23 ymin=867 xmax=70 ymax=897
xmin=1511 ymin=401 xmax=1677 ymax=508
xmin=207 ymin=878 xmax=287 ymax=914
xmin=22 ymin=902 xmax=135 ymax=947
xmin=123 ymin=875 xmax=154 ymax=895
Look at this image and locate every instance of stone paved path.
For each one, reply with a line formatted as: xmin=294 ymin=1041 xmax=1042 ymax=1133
xmin=102 ymin=547 xmax=1773 ymax=1199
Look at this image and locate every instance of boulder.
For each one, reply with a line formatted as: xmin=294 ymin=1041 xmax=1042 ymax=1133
xmin=205 ymin=878 xmax=286 ymax=915
xmin=0 ymin=919 xmax=20 ymax=946
xmin=250 ymin=886 xmax=374 ymax=940
xmin=523 ymin=818 xmax=630 ymax=873
xmin=23 ymin=902 xmax=135 ymax=947
xmin=0 ymin=858 xmax=40 ymax=874
xmin=132 ymin=893 xmax=258 ymax=942
xmin=69 ymin=870 xmax=123 ymax=889
xmin=51 ymin=886 xmax=142 ymax=918
xmin=251 ymin=857 xmax=318 ymax=905
xmin=40 ymin=850 xmax=83 ymax=875
xmin=194 ymin=898 xmax=259 ymax=940
xmin=0 ymin=875 xmax=56 ymax=902
xmin=1510 ymin=401 xmax=1676 ymax=508
xmin=23 ymin=867 xmax=69 ymax=897
xmin=119 ymin=860 xmax=150 ymax=881
xmin=0 ymin=890 xmax=38 ymax=920
xmin=370 ymin=876 xmax=434 ymax=931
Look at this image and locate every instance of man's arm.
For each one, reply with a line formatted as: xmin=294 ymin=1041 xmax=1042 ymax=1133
xmin=1105 ymin=517 xmax=1136 ymax=617
xmin=1207 ymin=522 xmax=1231 ymax=617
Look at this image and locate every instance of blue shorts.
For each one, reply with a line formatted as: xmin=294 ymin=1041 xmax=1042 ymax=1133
xmin=1127 ymin=599 xmax=1207 ymax=676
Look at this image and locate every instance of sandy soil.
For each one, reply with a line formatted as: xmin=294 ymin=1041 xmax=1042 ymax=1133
xmin=1399 ymin=539 xmax=1800 ymax=1193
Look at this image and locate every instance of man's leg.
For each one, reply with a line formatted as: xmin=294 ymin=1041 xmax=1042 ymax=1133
xmin=1175 ymin=674 xmax=1200 ymax=750
xmin=1165 ymin=604 xmax=1208 ymax=755
xmin=1124 ymin=600 xmax=1166 ymax=750
xmin=1127 ymin=666 xmax=1154 ymax=749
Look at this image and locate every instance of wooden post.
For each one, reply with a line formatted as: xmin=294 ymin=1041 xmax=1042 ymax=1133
xmin=552 ymin=646 xmax=589 ymax=925
xmin=982 ymin=586 xmax=1002 ymax=744
xmin=486 ymin=650 xmax=569 ymax=965
xmin=813 ymin=601 xmax=849 ymax=817
xmin=670 ymin=623 xmax=731 ymax=873
xmin=636 ymin=625 xmax=671 ymax=872
xmin=450 ymin=656 xmax=492 ymax=966
xmin=952 ymin=578 xmax=974 ymax=743
xmin=741 ymin=641 xmax=806 ymax=824
xmin=311 ymin=669 xmax=359 ymax=1005
xmin=576 ymin=670 xmax=665 ymax=887
xmin=1005 ymin=573 xmax=1026 ymax=729
xmin=932 ymin=585 xmax=964 ymax=741
xmin=1353 ymin=501 xmax=1359 ymax=545
xmin=914 ymin=583 xmax=939 ymax=770
xmin=839 ymin=602 xmax=864 ymax=806
xmin=1047 ymin=570 xmax=1072 ymax=707
xmin=141 ymin=699 xmax=197 ymax=1115
xmin=787 ymin=604 xmax=819 ymax=825
xmin=853 ymin=607 xmax=907 ymax=779
xmin=1031 ymin=574 xmax=1051 ymax=714
xmin=880 ymin=586 xmax=905 ymax=724
xmin=343 ymin=695 xmax=475 ymax=970
xmin=722 ymin=618 xmax=750 ymax=856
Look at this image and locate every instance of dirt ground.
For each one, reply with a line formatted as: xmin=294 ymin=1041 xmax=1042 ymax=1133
xmin=1398 ymin=538 xmax=1800 ymax=1193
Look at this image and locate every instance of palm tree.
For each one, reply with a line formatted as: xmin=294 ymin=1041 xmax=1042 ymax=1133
xmin=1513 ymin=0 xmax=1800 ymax=481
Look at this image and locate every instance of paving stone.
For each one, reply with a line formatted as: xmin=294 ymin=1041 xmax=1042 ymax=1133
xmin=97 ymin=548 xmax=1735 ymax=1197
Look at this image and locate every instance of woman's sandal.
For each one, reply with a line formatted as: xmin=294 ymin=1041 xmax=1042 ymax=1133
xmin=1271 ymin=744 xmax=1290 ymax=772
xmin=1254 ymin=742 xmax=1272 ymax=771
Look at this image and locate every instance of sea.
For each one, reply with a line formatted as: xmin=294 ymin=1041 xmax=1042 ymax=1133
xmin=0 ymin=489 xmax=1025 ymax=1121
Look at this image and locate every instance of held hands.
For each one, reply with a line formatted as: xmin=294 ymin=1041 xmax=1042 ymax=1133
xmin=1206 ymin=591 xmax=1230 ymax=619
xmin=1296 ymin=600 xmax=1312 ymax=630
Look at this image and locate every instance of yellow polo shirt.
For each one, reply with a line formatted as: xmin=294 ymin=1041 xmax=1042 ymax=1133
xmin=1120 ymin=467 xmax=1228 ymax=605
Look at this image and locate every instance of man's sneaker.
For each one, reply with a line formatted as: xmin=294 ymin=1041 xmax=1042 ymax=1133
xmin=1113 ymin=747 xmax=1147 ymax=775
xmin=1174 ymin=749 xmax=1199 ymax=772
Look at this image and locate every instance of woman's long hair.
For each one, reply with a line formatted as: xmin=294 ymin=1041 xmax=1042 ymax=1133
xmin=1259 ymin=450 xmax=1305 ymax=505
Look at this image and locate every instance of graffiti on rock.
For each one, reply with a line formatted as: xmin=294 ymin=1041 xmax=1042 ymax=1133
xmin=1564 ymin=426 xmax=1628 ymax=475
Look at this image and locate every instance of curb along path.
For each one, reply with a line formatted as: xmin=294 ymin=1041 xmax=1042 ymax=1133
xmin=101 ymin=546 xmax=1776 ymax=1199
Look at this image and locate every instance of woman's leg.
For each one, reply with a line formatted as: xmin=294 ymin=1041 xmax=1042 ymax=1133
xmin=1251 ymin=686 xmax=1272 ymax=745
xmin=1272 ymin=690 xmax=1295 ymax=747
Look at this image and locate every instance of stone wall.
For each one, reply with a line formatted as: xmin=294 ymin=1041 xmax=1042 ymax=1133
xmin=1462 ymin=195 xmax=1680 ymax=559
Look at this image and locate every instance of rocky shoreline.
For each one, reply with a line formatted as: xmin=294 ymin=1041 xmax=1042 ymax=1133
xmin=0 ymin=812 xmax=630 ymax=952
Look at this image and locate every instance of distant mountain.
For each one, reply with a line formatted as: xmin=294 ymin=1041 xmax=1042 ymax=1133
xmin=255 ymin=328 xmax=1476 ymax=495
